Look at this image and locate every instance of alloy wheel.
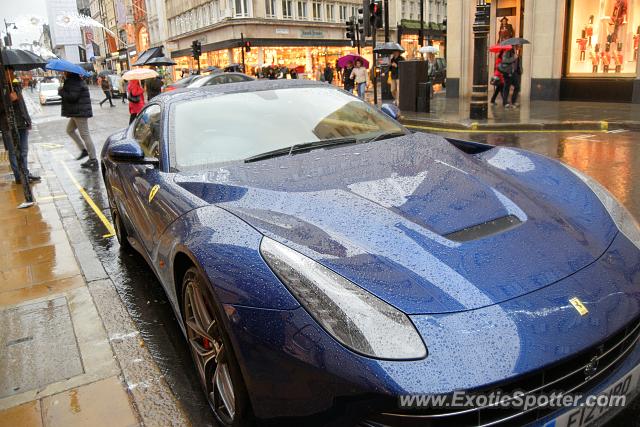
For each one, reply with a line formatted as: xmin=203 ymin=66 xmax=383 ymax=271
xmin=183 ymin=277 xmax=236 ymax=423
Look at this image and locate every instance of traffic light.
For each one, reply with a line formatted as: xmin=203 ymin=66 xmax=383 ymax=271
xmin=191 ymin=40 xmax=201 ymax=59
xmin=346 ymin=18 xmax=356 ymax=47
xmin=369 ymin=0 xmax=383 ymax=30
xmin=244 ymin=40 xmax=251 ymax=52
xmin=361 ymin=1 xmax=371 ymax=37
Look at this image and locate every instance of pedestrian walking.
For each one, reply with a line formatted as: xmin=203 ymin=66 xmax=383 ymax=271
xmin=323 ymin=64 xmax=334 ymax=85
xmin=0 ymin=68 xmax=40 ymax=183
xmin=58 ymin=72 xmax=98 ymax=169
xmin=389 ymin=51 xmax=404 ymax=105
xmin=499 ymin=47 xmax=517 ymax=108
xmin=350 ymin=60 xmax=368 ymax=100
xmin=491 ymin=51 xmax=505 ymax=105
xmin=343 ymin=61 xmax=355 ymax=93
xmin=146 ymin=75 xmax=163 ymax=100
xmin=509 ymin=47 xmax=523 ymax=107
xmin=127 ymin=80 xmax=145 ymax=124
xmin=119 ymin=78 xmax=127 ymax=104
xmin=99 ymin=76 xmax=115 ymax=107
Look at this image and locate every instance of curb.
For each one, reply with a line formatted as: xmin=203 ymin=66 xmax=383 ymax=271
xmin=399 ymin=117 xmax=640 ymax=132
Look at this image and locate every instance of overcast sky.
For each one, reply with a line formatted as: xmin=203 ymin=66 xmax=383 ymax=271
xmin=0 ymin=0 xmax=48 ymax=45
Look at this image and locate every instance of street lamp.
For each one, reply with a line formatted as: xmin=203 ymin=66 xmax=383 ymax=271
xmin=4 ymin=19 xmax=17 ymax=46
xmin=469 ymin=0 xmax=491 ymax=120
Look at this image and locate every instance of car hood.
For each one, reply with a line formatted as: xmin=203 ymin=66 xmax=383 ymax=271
xmin=175 ymin=134 xmax=618 ymax=314
xmin=41 ymin=90 xmax=59 ymax=97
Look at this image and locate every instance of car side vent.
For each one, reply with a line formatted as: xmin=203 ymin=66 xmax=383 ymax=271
xmin=444 ymin=215 xmax=522 ymax=242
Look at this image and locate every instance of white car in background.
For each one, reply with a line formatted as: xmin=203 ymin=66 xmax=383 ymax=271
xmin=38 ymin=82 xmax=61 ymax=105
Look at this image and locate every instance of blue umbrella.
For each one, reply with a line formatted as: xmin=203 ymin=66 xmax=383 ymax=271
xmin=45 ymin=58 xmax=90 ymax=77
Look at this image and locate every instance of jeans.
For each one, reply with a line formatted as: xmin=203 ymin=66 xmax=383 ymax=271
xmin=2 ymin=128 xmax=29 ymax=180
xmin=66 ymin=117 xmax=97 ymax=160
xmin=357 ymin=82 xmax=366 ymax=99
xmin=99 ymin=90 xmax=113 ymax=107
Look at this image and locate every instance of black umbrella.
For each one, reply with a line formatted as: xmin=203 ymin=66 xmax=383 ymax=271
xmin=98 ymin=70 xmax=115 ymax=77
xmin=500 ymin=37 xmax=530 ymax=46
xmin=373 ymin=42 xmax=405 ymax=55
xmin=204 ymin=66 xmax=222 ymax=73
xmin=1 ymin=48 xmax=47 ymax=71
xmin=146 ymin=56 xmax=177 ymax=66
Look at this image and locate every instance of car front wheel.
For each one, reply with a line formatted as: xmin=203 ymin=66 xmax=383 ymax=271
xmin=181 ymin=267 xmax=252 ymax=426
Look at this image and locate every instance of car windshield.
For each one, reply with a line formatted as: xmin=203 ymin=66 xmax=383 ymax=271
xmin=172 ymin=86 xmax=404 ymax=170
xmin=40 ymin=83 xmax=59 ymax=91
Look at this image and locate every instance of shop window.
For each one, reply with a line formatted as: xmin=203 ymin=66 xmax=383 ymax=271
xmin=235 ymin=0 xmax=249 ymax=17
xmin=266 ymin=0 xmax=276 ymax=17
xmin=283 ymin=0 xmax=293 ymax=18
xmin=326 ymin=4 xmax=334 ymax=21
xmin=567 ymin=0 xmax=639 ymax=77
xmin=297 ymin=1 xmax=308 ymax=19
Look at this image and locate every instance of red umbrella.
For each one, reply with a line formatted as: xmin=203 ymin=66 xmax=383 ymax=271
xmin=337 ymin=54 xmax=369 ymax=69
xmin=294 ymin=65 xmax=306 ymax=73
xmin=489 ymin=44 xmax=512 ymax=53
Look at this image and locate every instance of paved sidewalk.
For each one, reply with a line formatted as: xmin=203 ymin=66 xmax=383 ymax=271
xmin=0 ymin=128 xmax=188 ymax=424
xmin=399 ymin=95 xmax=640 ymax=131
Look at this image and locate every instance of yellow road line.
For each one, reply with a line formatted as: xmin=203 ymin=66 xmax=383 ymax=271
xmin=60 ymin=161 xmax=116 ymax=238
xmin=406 ymin=125 xmax=609 ymax=134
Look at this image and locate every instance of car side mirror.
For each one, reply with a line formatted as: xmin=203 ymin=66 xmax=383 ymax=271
xmin=108 ymin=139 xmax=158 ymax=167
xmin=380 ymin=103 xmax=400 ymax=120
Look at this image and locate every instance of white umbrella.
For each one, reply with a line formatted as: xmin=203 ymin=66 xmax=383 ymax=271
xmin=418 ymin=46 xmax=439 ymax=54
xmin=122 ymin=68 xmax=159 ymax=81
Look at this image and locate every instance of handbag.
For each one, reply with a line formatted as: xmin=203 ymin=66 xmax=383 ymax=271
xmin=127 ymin=91 xmax=140 ymax=103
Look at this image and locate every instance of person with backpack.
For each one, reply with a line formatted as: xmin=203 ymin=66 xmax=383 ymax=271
xmin=499 ymin=47 xmax=517 ymax=108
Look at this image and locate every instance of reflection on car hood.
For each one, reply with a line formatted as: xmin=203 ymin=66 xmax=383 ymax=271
xmin=175 ymin=133 xmax=618 ymax=314
xmin=40 ymin=90 xmax=60 ymax=97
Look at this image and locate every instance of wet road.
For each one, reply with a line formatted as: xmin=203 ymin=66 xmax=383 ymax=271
xmin=25 ymin=88 xmax=640 ymax=426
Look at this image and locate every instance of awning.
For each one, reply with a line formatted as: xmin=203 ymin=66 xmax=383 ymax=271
xmin=133 ymin=46 xmax=164 ymax=66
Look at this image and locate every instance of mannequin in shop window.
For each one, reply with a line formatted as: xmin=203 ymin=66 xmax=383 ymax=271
xmin=498 ymin=17 xmax=514 ymax=43
xmin=576 ymin=30 xmax=588 ymax=61
xmin=601 ymin=45 xmax=611 ymax=73
xmin=610 ymin=0 xmax=628 ymax=43
xmin=614 ymin=43 xmax=624 ymax=73
xmin=584 ymin=15 xmax=594 ymax=46
xmin=590 ymin=44 xmax=600 ymax=73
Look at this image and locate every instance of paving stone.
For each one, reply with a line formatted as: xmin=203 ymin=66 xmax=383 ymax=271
xmin=0 ymin=400 xmax=43 ymax=427
xmin=0 ymin=297 xmax=83 ymax=398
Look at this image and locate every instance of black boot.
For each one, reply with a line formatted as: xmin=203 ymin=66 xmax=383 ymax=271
xmin=81 ymin=158 xmax=99 ymax=169
xmin=76 ymin=149 xmax=88 ymax=160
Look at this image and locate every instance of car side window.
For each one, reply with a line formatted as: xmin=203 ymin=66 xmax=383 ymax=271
xmin=133 ymin=105 xmax=162 ymax=158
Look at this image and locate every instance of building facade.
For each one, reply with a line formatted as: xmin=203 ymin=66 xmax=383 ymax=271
xmin=446 ymin=0 xmax=640 ymax=103
xmin=396 ymin=0 xmax=447 ymax=58
xmin=164 ymin=0 xmax=408 ymax=78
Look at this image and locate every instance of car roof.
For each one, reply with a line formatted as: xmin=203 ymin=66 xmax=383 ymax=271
xmin=152 ymin=79 xmax=332 ymax=107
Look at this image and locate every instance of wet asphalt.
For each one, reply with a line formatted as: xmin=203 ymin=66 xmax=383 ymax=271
xmin=25 ymin=87 xmax=640 ymax=426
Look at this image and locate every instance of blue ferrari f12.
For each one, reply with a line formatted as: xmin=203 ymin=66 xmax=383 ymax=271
xmin=101 ymin=80 xmax=640 ymax=427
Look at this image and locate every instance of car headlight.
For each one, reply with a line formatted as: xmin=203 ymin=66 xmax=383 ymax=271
xmin=565 ymin=164 xmax=640 ymax=249
xmin=260 ymin=237 xmax=427 ymax=360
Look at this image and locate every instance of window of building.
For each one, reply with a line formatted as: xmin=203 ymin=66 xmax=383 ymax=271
xmin=297 ymin=0 xmax=308 ymax=19
xmin=339 ymin=4 xmax=347 ymax=20
xmin=401 ymin=0 xmax=407 ymax=18
xmin=234 ymin=0 xmax=249 ymax=17
xmin=282 ymin=0 xmax=293 ymax=18
xmin=211 ymin=0 xmax=219 ymax=21
xmin=351 ymin=5 xmax=357 ymax=19
xmin=265 ymin=0 xmax=276 ymax=17
xmin=409 ymin=1 xmax=414 ymax=19
xmin=566 ymin=0 xmax=639 ymax=77
xmin=326 ymin=3 xmax=334 ymax=21
xmin=312 ymin=1 xmax=322 ymax=20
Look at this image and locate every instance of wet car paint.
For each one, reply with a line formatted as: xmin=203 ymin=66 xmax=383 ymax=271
xmin=31 ymin=88 xmax=640 ymax=425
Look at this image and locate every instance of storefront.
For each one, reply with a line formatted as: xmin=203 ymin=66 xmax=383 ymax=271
xmin=171 ymin=41 xmax=374 ymax=81
xmin=397 ymin=20 xmax=446 ymax=59
xmin=561 ymin=0 xmax=640 ymax=102
xmin=445 ymin=0 xmax=640 ymax=103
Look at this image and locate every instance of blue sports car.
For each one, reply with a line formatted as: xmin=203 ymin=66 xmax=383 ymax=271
xmin=101 ymin=80 xmax=640 ymax=427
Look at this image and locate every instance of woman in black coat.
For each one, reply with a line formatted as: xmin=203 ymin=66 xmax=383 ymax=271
xmin=0 ymin=72 xmax=40 ymax=183
xmin=59 ymin=72 xmax=98 ymax=169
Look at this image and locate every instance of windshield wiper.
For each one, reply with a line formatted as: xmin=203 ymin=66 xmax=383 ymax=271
xmin=366 ymin=131 xmax=408 ymax=144
xmin=244 ymin=137 xmax=358 ymax=163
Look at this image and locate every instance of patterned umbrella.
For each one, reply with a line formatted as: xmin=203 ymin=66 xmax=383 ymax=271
xmin=122 ymin=68 xmax=159 ymax=80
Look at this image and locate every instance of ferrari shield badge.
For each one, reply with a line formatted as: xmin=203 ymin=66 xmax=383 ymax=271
xmin=149 ymin=184 xmax=160 ymax=203
xmin=569 ymin=297 xmax=589 ymax=316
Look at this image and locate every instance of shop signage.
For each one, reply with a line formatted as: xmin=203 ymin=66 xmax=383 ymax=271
xmin=275 ymin=28 xmax=289 ymax=35
xmin=301 ymin=29 xmax=324 ymax=38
